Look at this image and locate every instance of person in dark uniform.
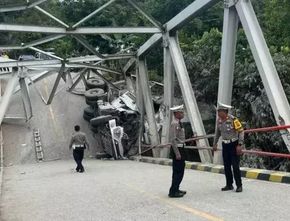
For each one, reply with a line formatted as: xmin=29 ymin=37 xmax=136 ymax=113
xmin=213 ymin=103 xmax=244 ymax=192
xmin=69 ymin=125 xmax=90 ymax=173
xmin=168 ymin=105 xmax=187 ymax=198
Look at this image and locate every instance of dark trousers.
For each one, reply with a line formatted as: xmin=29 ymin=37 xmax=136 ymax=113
xmin=169 ymin=156 xmax=185 ymax=194
xmin=222 ymin=141 xmax=242 ymax=187
xmin=73 ymin=149 xmax=84 ymax=172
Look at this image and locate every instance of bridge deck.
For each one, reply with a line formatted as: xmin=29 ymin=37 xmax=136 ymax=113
xmin=1 ymin=159 xmax=289 ymax=221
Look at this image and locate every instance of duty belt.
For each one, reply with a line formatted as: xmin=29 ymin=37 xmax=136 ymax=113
xmin=73 ymin=144 xmax=84 ymax=149
xmin=222 ymin=138 xmax=238 ymax=144
xmin=177 ymin=144 xmax=184 ymax=148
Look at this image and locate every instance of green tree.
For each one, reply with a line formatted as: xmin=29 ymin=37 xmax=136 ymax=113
xmin=264 ymin=0 xmax=290 ymax=49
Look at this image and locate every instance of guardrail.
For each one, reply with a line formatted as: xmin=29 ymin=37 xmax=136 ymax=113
xmin=138 ymin=125 xmax=290 ymax=159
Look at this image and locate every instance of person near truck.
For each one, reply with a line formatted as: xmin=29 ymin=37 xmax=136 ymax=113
xmin=69 ymin=125 xmax=90 ymax=173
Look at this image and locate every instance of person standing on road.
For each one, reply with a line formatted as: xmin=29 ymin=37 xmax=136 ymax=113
xmin=213 ymin=103 xmax=244 ymax=193
xmin=69 ymin=125 xmax=90 ymax=173
xmin=168 ymin=105 xmax=187 ymax=198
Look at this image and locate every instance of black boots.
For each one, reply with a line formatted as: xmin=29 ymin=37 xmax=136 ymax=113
xmin=221 ymin=185 xmax=234 ymax=191
xmin=236 ymin=186 xmax=243 ymax=192
xmin=168 ymin=192 xmax=184 ymax=198
xmin=221 ymin=185 xmax=243 ymax=192
xmin=178 ymin=190 xmax=187 ymax=195
xmin=168 ymin=189 xmax=187 ymax=198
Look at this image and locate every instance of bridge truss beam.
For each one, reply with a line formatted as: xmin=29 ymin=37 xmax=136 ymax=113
xmin=235 ymin=0 xmax=290 ymax=151
xmin=167 ymin=34 xmax=213 ymax=163
xmin=138 ymin=59 xmax=160 ymax=157
xmin=0 ymin=24 xmax=161 ymax=35
xmin=1 ymin=0 xmax=290 ymax=161
xmin=0 ymin=0 xmax=48 ymax=13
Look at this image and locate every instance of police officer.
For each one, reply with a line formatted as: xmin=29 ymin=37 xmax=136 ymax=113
xmin=69 ymin=125 xmax=90 ymax=173
xmin=168 ymin=105 xmax=187 ymax=198
xmin=213 ymin=103 xmax=244 ymax=192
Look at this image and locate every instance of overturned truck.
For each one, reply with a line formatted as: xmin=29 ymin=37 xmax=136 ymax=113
xmin=82 ymin=76 xmax=140 ymax=159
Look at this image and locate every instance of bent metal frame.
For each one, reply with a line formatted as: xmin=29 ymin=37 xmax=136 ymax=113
xmin=0 ymin=0 xmax=290 ymax=163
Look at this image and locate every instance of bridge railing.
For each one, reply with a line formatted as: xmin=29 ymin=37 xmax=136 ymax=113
xmin=138 ymin=125 xmax=290 ymax=159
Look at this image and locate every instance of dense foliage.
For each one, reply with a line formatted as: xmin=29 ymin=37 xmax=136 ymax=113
xmin=1 ymin=0 xmax=290 ymax=170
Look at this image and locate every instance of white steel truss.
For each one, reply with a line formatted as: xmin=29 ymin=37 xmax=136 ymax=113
xmin=0 ymin=24 xmax=161 ymax=34
xmin=0 ymin=0 xmax=49 ymax=13
xmin=0 ymin=0 xmax=289 ymax=162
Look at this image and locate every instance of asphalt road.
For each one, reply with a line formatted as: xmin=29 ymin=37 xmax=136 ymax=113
xmin=2 ymin=72 xmax=101 ymax=167
xmin=1 ymin=159 xmax=290 ymax=221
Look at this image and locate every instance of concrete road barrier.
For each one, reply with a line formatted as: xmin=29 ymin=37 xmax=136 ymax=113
xmin=131 ymin=156 xmax=290 ymax=184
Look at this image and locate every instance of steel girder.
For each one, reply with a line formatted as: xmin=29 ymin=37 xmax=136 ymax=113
xmin=126 ymin=0 xmax=162 ymax=30
xmin=29 ymin=47 xmax=64 ymax=61
xmin=0 ymin=55 xmax=128 ymax=72
xmin=34 ymin=6 xmax=69 ymax=28
xmin=91 ymin=69 xmax=121 ymax=91
xmin=137 ymin=34 xmax=163 ymax=58
xmin=1 ymin=0 xmax=289 ymax=157
xmin=160 ymin=42 xmax=174 ymax=158
xmin=122 ymin=58 xmax=135 ymax=93
xmin=0 ymin=59 xmax=61 ymax=69
xmin=165 ymin=0 xmax=220 ymax=33
xmin=0 ymin=0 xmax=161 ymax=58
xmin=72 ymin=0 xmax=117 ymax=28
xmin=137 ymin=0 xmax=220 ymax=57
xmin=215 ymin=7 xmax=239 ymax=164
xmin=68 ymin=69 xmax=87 ymax=92
xmin=234 ymin=0 xmax=290 ymax=151
xmin=25 ymin=64 xmax=122 ymax=76
xmin=123 ymin=58 xmax=136 ymax=73
xmin=73 ymin=35 xmax=105 ymax=59
xmin=14 ymin=71 xmax=51 ymax=94
xmin=217 ymin=7 xmax=239 ymax=105
xmin=0 ymin=24 xmax=161 ymax=35
xmin=138 ymin=59 xmax=160 ymax=157
xmin=19 ymin=77 xmax=33 ymax=120
xmin=67 ymin=55 xmax=133 ymax=63
xmin=168 ymin=34 xmax=213 ymax=163
xmin=67 ymin=63 xmax=122 ymax=75
xmin=0 ymin=35 xmax=66 ymax=51
xmin=0 ymin=0 xmax=48 ymax=13
xmin=72 ymin=36 xmax=135 ymax=61
xmin=46 ymin=63 xmax=66 ymax=104
xmin=135 ymin=66 xmax=145 ymax=156
xmin=135 ymin=0 xmax=290 ymax=156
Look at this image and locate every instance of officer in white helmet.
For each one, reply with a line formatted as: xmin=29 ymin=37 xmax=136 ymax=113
xmin=213 ymin=102 xmax=244 ymax=192
xmin=168 ymin=104 xmax=187 ymax=198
